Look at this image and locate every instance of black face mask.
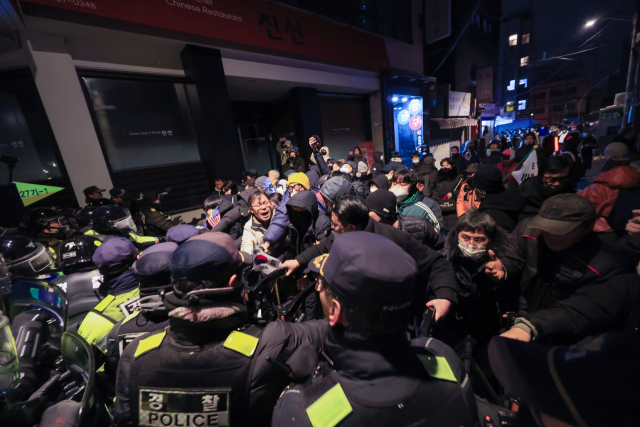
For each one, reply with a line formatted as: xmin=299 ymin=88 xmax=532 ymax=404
xmin=290 ymin=210 xmax=312 ymax=232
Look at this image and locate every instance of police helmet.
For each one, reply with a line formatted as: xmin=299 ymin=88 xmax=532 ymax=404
xmin=75 ymin=206 xmax=98 ymax=228
xmin=27 ymin=208 xmax=69 ymax=232
xmin=86 ymin=198 xmax=113 ymax=208
xmin=92 ymin=205 xmax=137 ymax=235
xmin=59 ymin=235 xmax=100 ymax=270
xmin=0 ymin=236 xmax=54 ymax=275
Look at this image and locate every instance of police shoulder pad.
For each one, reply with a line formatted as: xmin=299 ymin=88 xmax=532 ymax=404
xmin=94 ymin=294 xmax=115 ymax=313
xmin=417 ymin=353 xmax=457 ymax=383
xmin=134 ymin=330 xmax=167 ymax=359
xmin=121 ymin=310 xmax=140 ymax=326
xmin=306 ymin=383 xmax=353 ymax=427
xmin=223 ymin=330 xmax=259 ymax=357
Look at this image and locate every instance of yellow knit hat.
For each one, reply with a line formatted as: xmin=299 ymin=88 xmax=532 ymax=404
xmin=287 ymin=172 xmax=310 ymax=190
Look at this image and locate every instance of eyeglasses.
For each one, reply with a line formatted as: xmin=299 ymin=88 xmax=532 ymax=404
xmin=251 ymin=201 xmax=271 ymax=209
xmin=287 ymin=183 xmax=303 ymax=192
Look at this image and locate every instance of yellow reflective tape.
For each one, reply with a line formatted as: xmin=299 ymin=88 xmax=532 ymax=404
xmin=134 ymin=330 xmax=166 ymax=359
xmin=223 ymin=331 xmax=259 ymax=357
xmin=306 ymin=383 xmax=352 ymax=427
xmin=94 ymin=295 xmax=115 ymax=312
xmin=121 ymin=311 xmax=140 ymax=326
xmin=94 ymin=240 xmax=102 ymax=247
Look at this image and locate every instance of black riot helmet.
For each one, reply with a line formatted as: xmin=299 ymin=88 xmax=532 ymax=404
xmin=0 ymin=236 xmax=54 ymax=275
xmin=92 ymin=205 xmax=137 ymax=235
xmin=86 ymin=198 xmax=113 ymax=208
xmin=59 ymin=235 xmax=100 ymax=272
xmin=26 ymin=208 xmax=70 ymax=235
xmin=75 ymin=205 xmax=98 ymax=228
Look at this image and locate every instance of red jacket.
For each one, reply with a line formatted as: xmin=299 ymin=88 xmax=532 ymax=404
xmin=579 ymin=166 xmax=640 ymax=233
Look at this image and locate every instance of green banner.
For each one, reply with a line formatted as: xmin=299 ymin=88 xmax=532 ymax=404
xmin=15 ymin=182 xmax=64 ymax=206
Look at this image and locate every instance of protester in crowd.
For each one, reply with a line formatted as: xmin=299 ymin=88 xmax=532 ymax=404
xmin=283 ymin=149 xmax=305 ymax=174
xmin=276 ymin=137 xmax=293 ymax=172
xmin=512 ymin=194 xmax=634 ymax=314
xmin=435 ymin=158 xmax=464 ymax=231
xmin=365 ymin=189 xmax=444 ymax=249
xmin=496 ymin=149 xmax=518 ymax=182
xmin=318 ymin=176 xmax=353 ymax=214
xmin=450 ymin=145 xmax=465 ymax=172
xmin=392 ymin=169 xmax=444 ymax=230
xmin=579 ymin=165 xmax=640 ymax=245
xmin=285 ymin=190 xmax=331 ymax=257
xmin=382 ymin=163 xmax=396 ymax=182
xmin=211 ymin=188 xmax=260 ymax=245
xmin=267 ymin=191 xmax=282 ymax=210
xmin=371 ymin=150 xmax=385 ymax=177
xmin=514 ymin=131 xmax=540 ymax=163
xmin=518 ymin=156 xmax=574 ymax=221
xmin=368 ymin=174 xmax=389 ymax=192
xmin=388 ymin=151 xmax=407 ymax=172
xmin=456 ymin=163 xmax=481 ymax=217
xmin=602 ymin=142 xmax=632 ymax=172
xmin=272 ymin=232 xmax=477 ymax=427
xmin=470 ymin=165 xmax=525 ymax=232
xmin=482 ymin=141 xmax=502 ymax=166
xmin=212 ymin=177 xmax=224 ymax=195
xmin=347 ymin=146 xmax=367 ymax=164
xmin=410 ymin=152 xmax=438 ymax=198
xmin=240 ymin=191 xmax=275 ymax=253
xmin=440 ymin=210 xmax=521 ymax=345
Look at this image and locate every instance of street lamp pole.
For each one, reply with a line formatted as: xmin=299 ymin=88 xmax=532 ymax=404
xmin=623 ymin=9 xmax=639 ymax=126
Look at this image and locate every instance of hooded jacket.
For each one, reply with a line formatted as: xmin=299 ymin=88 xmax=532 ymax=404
xmin=285 ymin=191 xmax=331 ymax=255
xmin=371 ymin=151 xmax=385 ymax=177
xmin=482 ymin=150 xmax=502 ymax=166
xmin=347 ymin=147 xmax=368 ymax=164
xmin=320 ymin=177 xmax=353 ymax=204
xmin=389 ymin=153 xmax=407 ymax=172
xmin=309 ymin=145 xmax=330 ymax=165
xmin=435 ymin=168 xmax=465 ymax=215
xmin=578 ymin=166 xmax=640 ymax=233
xmin=477 ymin=185 xmax=526 ymax=232
xmin=443 ymin=227 xmax=522 ymax=343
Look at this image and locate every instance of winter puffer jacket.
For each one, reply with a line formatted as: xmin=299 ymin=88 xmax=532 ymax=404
xmin=285 ymin=191 xmax=331 ymax=256
xmin=397 ymin=214 xmax=445 ymax=250
xmin=578 ymin=166 xmax=640 ymax=233
xmin=371 ymin=151 xmax=385 ymax=177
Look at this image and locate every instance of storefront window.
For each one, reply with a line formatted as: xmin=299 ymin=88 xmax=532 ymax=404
xmin=82 ymin=77 xmax=200 ymax=171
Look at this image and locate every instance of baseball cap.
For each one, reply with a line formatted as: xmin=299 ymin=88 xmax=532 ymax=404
xmin=527 ymin=194 xmax=596 ymax=235
xmin=365 ymin=190 xmax=397 ymax=221
xmin=109 ymin=187 xmax=126 ymax=198
xmin=464 ymin=163 xmax=479 ymax=174
xmin=139 ymin=242 xmax=178 ymax=258
xmin=489 ymin=331 xmax=640 ymax=426
xmin=309 ymin=232 xmax=416 ymax=310
xmin=166 ymin=225 xmax=199 ymax=245
xmin=92 ymin=237 xmax=137 ymax=271
xmin=83 ymin=185 xmax=106 ymax=196
xmin=382 ymin=163 xmax=397 ymax=173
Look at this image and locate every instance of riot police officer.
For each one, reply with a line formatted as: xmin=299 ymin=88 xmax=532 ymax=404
xmin=0 ymin=235 xmax=54 ymax=276
xmin=50 ymin=235 xmax=103 ymax=330
xmin=272 ymin=232 xmax=477 ymax=427
xmin=114 ymin=232 xmax=328 ymax=427
xmin=74 ymin=205 xmax=98 ymax=234
xmin=105 ymin=244 xmax=177 ymax=370
xmin=77 ymin=238 xmax=140 ymax=347
xmin=136 ymin=190 xmax=181 ymax=238
xmin=26 ymin=208 xmax=74 ymax=261
xmin=88 ymin=205 xmax=158 ymax=250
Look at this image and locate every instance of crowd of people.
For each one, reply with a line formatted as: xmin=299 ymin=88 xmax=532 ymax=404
xmin=1 ymin=125 xmax=640 ymax=427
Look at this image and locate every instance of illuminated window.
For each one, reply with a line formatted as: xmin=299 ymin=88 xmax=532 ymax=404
xmin=519 ymin=79 xmax=528 ymax=88
xmin=522 ymin=33 xmax=530 ymax=44
xmin=507 ymin=80 xmax=516 ymax=91
xmin=509 ymin=34 xmax=518 ymax=46
xmin=518 ymin=100 xmax=527 ymax=110
xmin=520 ymin=56 xmax=529 ymax=67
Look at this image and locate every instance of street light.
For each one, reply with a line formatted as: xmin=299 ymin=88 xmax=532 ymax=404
xmin=585 ymin=19 xmax=596 ymax=27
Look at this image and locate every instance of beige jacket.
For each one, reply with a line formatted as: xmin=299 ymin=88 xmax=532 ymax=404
xmin=240 ymin=215 xmax=271 ymax=253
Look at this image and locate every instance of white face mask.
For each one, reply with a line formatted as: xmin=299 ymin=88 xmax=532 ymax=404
xmin=412 ymin=159 xmax=420 ymax=164
xmin=380 ymin=156 xmax=384 ymax=162
xmin=458 ymin=241 xmax=487 ymax=260
xmin=390 ymin=187 xmax=410 ymax=203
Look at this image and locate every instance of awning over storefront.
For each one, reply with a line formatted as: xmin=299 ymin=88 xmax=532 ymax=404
xmin=430 ymin=118 xmax=478 ymax=129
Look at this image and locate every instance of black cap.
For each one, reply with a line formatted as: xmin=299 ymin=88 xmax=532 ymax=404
xmin=365 ymin=190 xmax=397 ymax=221
xmin=83 ymin=185 xmax=106 ymax=196
xmin=489 ymin=331 xmax=640 ymax=426
xmin=471 ymin=165 xmax=504 ymax=195
xmin=382 ymin=163 xmax=397 ymax=173
xmin=134 ymin=251 xmax=173 ymax=288
xmin=308 ymin=232 xmax=416 ymax=310
xmin=109 ymin=187 xmax=127 ymax=198
xmin=528 ymin=194 xmax=596 ymax=235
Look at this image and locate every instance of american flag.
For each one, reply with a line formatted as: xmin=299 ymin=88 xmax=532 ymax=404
xmin=207 ymin=206 xmax=221 ymax=229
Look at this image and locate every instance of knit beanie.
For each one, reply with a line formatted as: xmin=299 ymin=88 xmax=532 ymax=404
xmin=604 ymin=142 xmax=629 ymax=159
xmin=288 ymin=172 xmax=310 ymax=190
xmin=365 ymin=190 xmax=397 ymax=221
xmin=471 ymin=165 xmax=504 ymax=195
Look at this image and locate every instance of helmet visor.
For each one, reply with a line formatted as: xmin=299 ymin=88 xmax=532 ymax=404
xmin=0 ymin=315 xmax=19 ymax=391
xmin=112 ymin=215 xmax=137 ymax=235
